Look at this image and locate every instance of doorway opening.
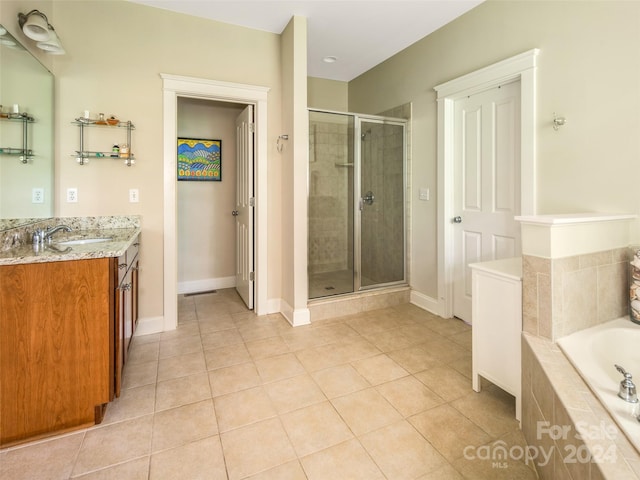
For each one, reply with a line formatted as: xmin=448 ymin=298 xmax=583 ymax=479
xmin=176 ymin=98 xmax=251 ymax=305
xmin=162 ymin=74 xmax=269 ymax=332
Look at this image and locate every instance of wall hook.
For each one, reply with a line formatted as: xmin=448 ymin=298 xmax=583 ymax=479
xmin=276 ymin=134 xmax=289 ymax=152
xmin=553 ymin=112 xmax=566 ymax=131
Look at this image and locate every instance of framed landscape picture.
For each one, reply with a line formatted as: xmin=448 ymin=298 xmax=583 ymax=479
xmin=177 ymin=137 xmax=221 ymax=181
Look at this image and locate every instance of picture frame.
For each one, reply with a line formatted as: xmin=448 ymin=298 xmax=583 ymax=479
xmin=177 ymin=137 xmax=221 ymax=181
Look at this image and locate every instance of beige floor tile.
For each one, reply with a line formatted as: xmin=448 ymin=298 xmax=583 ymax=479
xmin=158 ymin=334 xmax=203 ymax=358
xmin=159 ymin=322 xmax=200 ymax=341
xmin=127 ymin=341 xmax=160 ymax=365
xmin=264 ymin=374 xmax=327 ymax=414
xmin=282 ymin=327 xmax=331 ymax=351
xmin=151 ymin=399 xmax=219 ymax=453
xmin=449 ymin=329 xmax=472 ymax=350
xmin=314 ymin=322 xmax=360 ymax=343
xmin=295 ymin=343 xmax=348 ymax=372
xmin=71 ymin=457 xmax=150 ymax=479
xmin=311 ymin=364 xmax=371 ymax=398
xmin=238 ymin=322 xmax=281 ymax=342
xmin=204 ymin=342 xmax=252 ymax=370
xmin=246 ymin=336 xmax=291 ymax=359
xmin=449 ymin=353 xmax=473 ymax=380
xmin=346 ymin=313 xmax=399 ymax=335
xmin=416 ymin=463 xmax=464 ymax=480
xmin=208 ymin=361 xmax=262 ymax=396
xmin=420 ymin=335 xmax=470 ymax=363
xmin=334 ymin=337 xmax=381 ymax=363
xmin=122 ymin=360 xmax=158 ymax=390
xmin=72 ymin=415 xmax=153 ymax=476
xmin=387 ymin=344 xmax=441 ymax=374
xmin=280 ymin=401 xmax=353 ymax=456
xmin=155 ymin=373 xmax=212 ymax=412
xmin=331 ymin=387 xmax=402 ymax=436
xmin=451 ymin=386 xmax=519 ymax=439
xmin=0 ymin=432 xmax=84 ymax=480
xmin=245 ymin=460 xmax=307 ymax=480
xmin=300 ymin=438 xmax=385 ymax=480
xmin=409 ymin=404 xmax=492 ymax=462
xmin=452 ymin=449 xmax=538 ymax=479
xmin=422 ymin=317 xmax=471 ymax=337
xmin=157 ymin=350 xmax=206 ymax=382
xmin=221 ymin=417 xmax=297 ymax=480
xmin=149 ymin=435 xmax=227 ymax=480
xmin=201 ymin=328 xmax=244 ymax=350
xmin=376 ymin=375 xmax=445 ymax=417
xmin=415 ymin=365 xmax=475 ymax=402
xmin=197 ymin=313 xmax=236 ymax=333
xmin=362 ymin=329 xmax=417 ymax=352
xmin=351 ymin=353 xmax=409 ymax=385
xmin=102 ymin=383 xmax=156 ymax=424
xmin=255 ymin=352 xmax=307 ymax=383
xmin=214 ymin=386 xmax=277 ymax=432
xmin=360 ymin=420 xmax=448 ymax=479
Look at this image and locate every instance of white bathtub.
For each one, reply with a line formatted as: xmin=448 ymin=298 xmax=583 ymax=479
xmin=558 ymin=317 xmax=640 ymax=453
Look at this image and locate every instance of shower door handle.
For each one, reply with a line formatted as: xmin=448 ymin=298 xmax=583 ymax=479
xmin=363 ymin=191 xmax=375 ymax=206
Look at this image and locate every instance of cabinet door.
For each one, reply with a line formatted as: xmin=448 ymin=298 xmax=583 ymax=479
xmin=0 ymin=259 xmax=111 ymax=446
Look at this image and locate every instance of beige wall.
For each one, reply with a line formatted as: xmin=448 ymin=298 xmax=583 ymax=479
xmin=349 ymin=0 xmax=640 ymax=301
xmin=177 ymin=98 xmax=244 ymax=292
xmin=6 ymin=0 xmax=285 ymax=323
xmin=307 ymin=77 xmax=348 ymax=111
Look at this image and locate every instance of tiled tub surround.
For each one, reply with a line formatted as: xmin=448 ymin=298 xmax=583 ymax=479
xmin=522 ymin=247 xmax=629 ymax=340
xmin=518 ymin=213 xmax=639 ymax=479
xmin=522 ymin=333 xmax=640 ymax=479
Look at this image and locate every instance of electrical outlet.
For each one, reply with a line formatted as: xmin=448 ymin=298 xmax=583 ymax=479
xmin=129 ymin=188 xmax=139 ymax=203
xmin=32 ymin=188 xmax=44 ymax=204
xmin=67 ymin=187 xmax=78 ymax=203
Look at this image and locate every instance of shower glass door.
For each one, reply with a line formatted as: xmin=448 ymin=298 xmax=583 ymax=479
xmin=308 ymin=110 xmax=406 ymax=300
xmin=308 ymin=111 xmax=355 ymax=299
xmin=358 ymin=119 xmax=406 ymax=288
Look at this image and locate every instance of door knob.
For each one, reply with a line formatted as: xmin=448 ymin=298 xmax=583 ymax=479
xmin=232 ymin=210 xmax=239 ymax=216
xmin=363 ymin=191 xmax=375 ymax=206
xmin=452 ymin=216 xmax=462 ymax=223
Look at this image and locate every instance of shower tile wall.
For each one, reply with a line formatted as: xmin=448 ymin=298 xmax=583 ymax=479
xmin=308 ymin=119 xmax=353 ymax=277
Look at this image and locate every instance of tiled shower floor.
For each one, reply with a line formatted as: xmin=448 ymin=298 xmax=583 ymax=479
xmin=0 ymin=289 xmax=537 ymax=479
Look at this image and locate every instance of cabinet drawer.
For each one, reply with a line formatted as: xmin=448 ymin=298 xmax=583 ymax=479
xmin=117 ymin=236 xmax=139 ymax=284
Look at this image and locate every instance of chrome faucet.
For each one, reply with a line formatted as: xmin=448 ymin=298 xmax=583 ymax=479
xmin=615 ymin=365 xmax=638 ymax=403
xmin=33 ymin=225 xmax=72 ymax=244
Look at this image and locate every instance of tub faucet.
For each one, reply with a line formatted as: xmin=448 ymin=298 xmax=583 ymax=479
xmin=615 ymin=365 xmax=638 ymax=403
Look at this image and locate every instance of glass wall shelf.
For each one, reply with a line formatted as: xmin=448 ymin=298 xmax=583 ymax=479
xmin=1 ymin=112 xmax=35 ymax=163
xmin=71 ymin=119 xmax=136 ymax=166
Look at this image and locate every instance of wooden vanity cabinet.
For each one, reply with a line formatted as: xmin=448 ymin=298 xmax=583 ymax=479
xmin=0 ymin=235 xmax=140 ymax=446
xmin=0 ymin=258 xmax=114 ymax=446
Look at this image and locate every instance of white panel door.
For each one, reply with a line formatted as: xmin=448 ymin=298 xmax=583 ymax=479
xmin=235 ymin=105 xmax=254 ymax=309
xmin=452 ymin=81 xmax=521 ymax=322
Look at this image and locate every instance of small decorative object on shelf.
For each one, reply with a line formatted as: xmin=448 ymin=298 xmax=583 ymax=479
xmin=71 ymin=117 xmax=136 ymax=166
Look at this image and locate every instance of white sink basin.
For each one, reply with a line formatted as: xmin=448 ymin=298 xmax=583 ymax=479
xmin=56 ymin=237 xmax=113 ymax=245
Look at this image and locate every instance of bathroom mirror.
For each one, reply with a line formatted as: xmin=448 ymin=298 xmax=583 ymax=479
xmin=0 ymin=24 xmax=54 ymax=230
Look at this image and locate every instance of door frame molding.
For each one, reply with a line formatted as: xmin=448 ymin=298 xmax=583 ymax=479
xmin=434 ymin=49 xmax=539 ymax=319
xmin=161 ymin=74 xmax=269 ymax=332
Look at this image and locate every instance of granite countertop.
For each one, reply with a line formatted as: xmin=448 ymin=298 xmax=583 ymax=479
xmin=0 ymin=227 xmax=141 ymax=266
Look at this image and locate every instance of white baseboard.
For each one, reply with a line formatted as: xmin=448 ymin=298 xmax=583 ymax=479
xmin=410 ymin=290 xmax=441 ymax=316
xmin=134 ymin=315 xmax=165 ymax=336
xmin=270 ymin=298 xmax=311 ymax=327
xmin=178 ymin=276 xmax=236 ymax=295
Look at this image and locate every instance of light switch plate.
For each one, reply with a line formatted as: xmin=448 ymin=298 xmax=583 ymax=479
xmin=129 ymin=188 xmax=139 ymax=203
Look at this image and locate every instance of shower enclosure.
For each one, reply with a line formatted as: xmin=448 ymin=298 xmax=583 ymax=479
xmin=308 ymin=109 xmax=407 ymax=299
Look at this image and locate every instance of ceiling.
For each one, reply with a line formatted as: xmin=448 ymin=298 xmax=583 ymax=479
xmin=128 ymin=0 xmax=483 ymax=82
